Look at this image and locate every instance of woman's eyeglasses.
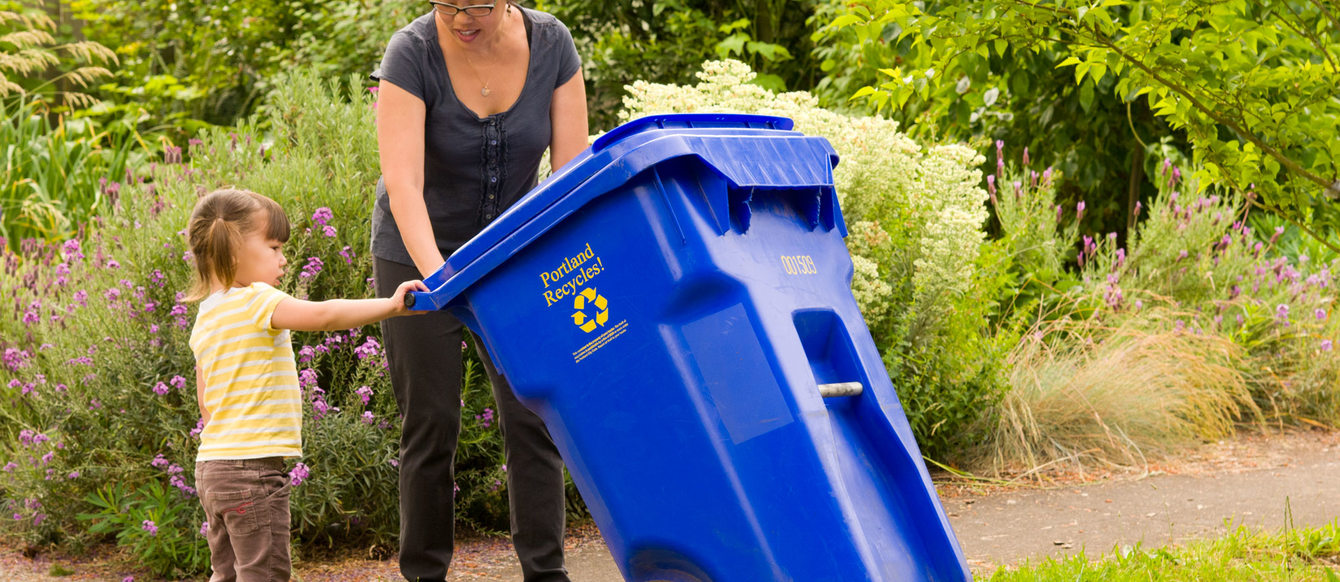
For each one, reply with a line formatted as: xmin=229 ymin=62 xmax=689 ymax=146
xmin=429 ymin=1 xmax=496 ymax=16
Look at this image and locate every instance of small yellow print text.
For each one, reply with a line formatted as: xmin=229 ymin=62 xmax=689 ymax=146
xmin=781 ymin=254 xmax=818 ymax=275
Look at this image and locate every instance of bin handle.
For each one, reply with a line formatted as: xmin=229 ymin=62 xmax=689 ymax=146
xmin=817 ymin=382 xmax=862 ymax=398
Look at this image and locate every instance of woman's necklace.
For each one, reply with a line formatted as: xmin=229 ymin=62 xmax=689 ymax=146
xmin=463 ymin=53 xmax=492 ymax=97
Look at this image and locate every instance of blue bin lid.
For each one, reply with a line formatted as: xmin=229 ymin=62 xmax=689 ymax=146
xmin=411 ymin=113 xmax=841 ymax=311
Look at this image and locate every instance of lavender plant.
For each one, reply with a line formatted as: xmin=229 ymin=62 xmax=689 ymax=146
xmin=1 ymin=72 xmax=513 ymax=563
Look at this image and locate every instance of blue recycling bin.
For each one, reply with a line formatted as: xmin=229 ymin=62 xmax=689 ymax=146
xmin=408 ymin=113 xmax=971 ymax=581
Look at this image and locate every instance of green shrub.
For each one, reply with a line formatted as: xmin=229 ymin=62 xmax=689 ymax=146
xmin=978 ymin=149 xmax=1339 ymax=472
xmin=78 ymin=481 xmax=210 ymax=578
xmin=0 ymin=96 xmax=147 ymax=246
xmin=0 ymin=71 xmax=515 ymax=563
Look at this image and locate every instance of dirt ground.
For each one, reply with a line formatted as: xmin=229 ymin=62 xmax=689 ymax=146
xmin=3 ymin=428 xmax=1336 ymax=581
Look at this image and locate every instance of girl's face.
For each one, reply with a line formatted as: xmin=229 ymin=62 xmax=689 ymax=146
xmin=233 ymin=220 xmax=287 ymax=288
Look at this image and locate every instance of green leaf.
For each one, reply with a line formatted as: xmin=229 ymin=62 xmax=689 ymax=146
xmin=1057 ymin=56 xmax=1082 ymax=68
xmin=1079 ymin=81 xmax=1095 ymax=112
xmin=714 ymin=33 xmax=748 ymax=59
xmin=827 ymin=13 xmax=863 ymax=31
xmin=851 ymin=86 xmax=879 ymax=100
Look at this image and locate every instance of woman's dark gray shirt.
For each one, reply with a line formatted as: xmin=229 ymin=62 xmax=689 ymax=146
xmin=370 ymin=7 xmax=580 ymax=267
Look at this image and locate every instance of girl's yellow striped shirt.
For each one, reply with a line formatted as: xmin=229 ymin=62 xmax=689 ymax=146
xmin=189 ymin=283 xmax=303 ymax=461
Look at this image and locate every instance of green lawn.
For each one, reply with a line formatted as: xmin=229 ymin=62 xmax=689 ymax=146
xmin=989 ymin=522 xmax=1340 ymax=581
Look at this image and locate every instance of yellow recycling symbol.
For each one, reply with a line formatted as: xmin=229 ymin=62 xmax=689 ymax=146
xmin=571 ymin=287 xmax=609 ymax=333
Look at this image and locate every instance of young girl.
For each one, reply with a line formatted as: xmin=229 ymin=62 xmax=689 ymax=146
xmin=185 ymin=188 xmax=425 ymax=581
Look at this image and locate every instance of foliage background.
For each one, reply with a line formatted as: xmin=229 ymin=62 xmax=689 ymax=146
xmin=1 ymin=0 xmax=1338 ymax=575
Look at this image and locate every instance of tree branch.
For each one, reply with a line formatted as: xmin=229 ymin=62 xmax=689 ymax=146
xmin=1087 ymin=27 xmax=1336 ymax=196
xmin=1308 ymin=0 xmax=1340 ymax=34
xmin=1273 ymin=3 xmax=1339 ymax=74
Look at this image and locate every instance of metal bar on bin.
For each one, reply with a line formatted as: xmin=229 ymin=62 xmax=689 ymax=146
xmin=817 ymin=382 xmax=862 ymax=398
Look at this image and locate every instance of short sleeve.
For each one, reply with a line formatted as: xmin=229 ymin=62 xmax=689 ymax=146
xmin=551 ymin=19 xmax=581 ymax=88
xmin=372 ymin=30 xmax=428 ymax=102
xmin=242 ymin=283 xmax=289 ymax=332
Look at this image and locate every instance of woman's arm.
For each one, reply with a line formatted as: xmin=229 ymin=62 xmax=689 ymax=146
xmin=549 ymin=70 xmax=589 ymax=172
xmin=377 ymin=79 xmax=445 ymax=278
xmin=270 ymin=280 xmax=427 ymax=332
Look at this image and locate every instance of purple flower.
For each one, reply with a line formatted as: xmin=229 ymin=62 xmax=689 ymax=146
xmin=361 ymin=411 xmax=375 ymax=424
xmin=170 ymin=375 xmax=187 ymax=390
xmin=3 ymin=348 xmax=30 ymax=371
xmin=300 ymin=257 xmax=324 ymax=279
xmin=356 ymin=386 xmax=373 ymax=405
xmin=289 ymin=462 xmax=311 ymax=486
xmin=3 ymin=462 xmax=17 ymax=472
xmin=1022 ymin=147 xmax=1030 ymax=167
xmin=1323 ymin=340 xmax=1334 ymax=352
xmin=299 ymin=368 xmax=318 ymax=389
xmin=1134 ymin=201 xmax=1142 ymax=216
xmin=68 ymin=471 xmax=80 ymax=479
xmin=1177 ymin=250 xmax=1189 ymax=261
xmin=142 ymin=520 xmax=158 ymax=536
xmin=152 ymin=382 xmax=170 ymax=396
xmin=200 ymin=521 xmax=210 ymax=536
xmin=312 ymin=398 xmax=332 ymax=418
xmin=1276 ymin=304 xmax=1290 ymax=322
xmin=1270 ymin=226 xmax=1285 ymax=245
xmin=355 ymin=337 xmax=382 ymax=360
xmin=152 ymin=454 xmax=170 ymax=469
xmin=1077 ymin=201 xmax=1086 ymax=221
xmin=312 ymin=207 xmax=334 ymax=226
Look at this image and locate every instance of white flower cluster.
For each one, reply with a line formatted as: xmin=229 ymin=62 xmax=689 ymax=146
xmin=621 ymin=60 xmax=988 ymax=327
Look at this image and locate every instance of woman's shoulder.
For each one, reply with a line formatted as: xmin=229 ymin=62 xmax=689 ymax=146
xmin=388 ymin=11 xmax=438 ymax=45
xmin=519 ymin=6 xmax=573 ymax=41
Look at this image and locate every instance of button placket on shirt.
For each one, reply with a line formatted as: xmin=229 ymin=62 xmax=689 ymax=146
xmin=482 ymin=118 xmax=502 ymax=222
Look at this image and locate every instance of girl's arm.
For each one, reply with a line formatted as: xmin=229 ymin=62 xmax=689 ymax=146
xmin=549 ymin=70 xmax=589 ymax=172
xmin=377 ymin=80 xmax=444 ymax=278
xmin=196 ymin=365 xmax=211 ymax=426
xmin=270 ymin=280 xmax=428 ymax=332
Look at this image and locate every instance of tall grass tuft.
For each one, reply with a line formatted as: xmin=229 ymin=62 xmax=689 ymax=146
xmin=0 ymin=96 xmax=145 ymax=246
xmin=979 ymin=313 xmax=1257 ymax=474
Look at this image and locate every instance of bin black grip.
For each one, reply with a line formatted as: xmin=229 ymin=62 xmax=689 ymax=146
xmin=403 ymin=293 xmax=416 ymax=309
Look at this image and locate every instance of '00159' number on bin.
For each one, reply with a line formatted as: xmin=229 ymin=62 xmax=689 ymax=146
xmin=781 ymin=255 xmax=817 ymax=275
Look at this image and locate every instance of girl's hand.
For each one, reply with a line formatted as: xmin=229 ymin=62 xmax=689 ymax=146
xmin=390 ymin=279 xmax=430 ymax=316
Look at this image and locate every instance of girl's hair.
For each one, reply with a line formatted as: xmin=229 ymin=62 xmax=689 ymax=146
xmin=185 ymin=188 xmax=291 ymax=301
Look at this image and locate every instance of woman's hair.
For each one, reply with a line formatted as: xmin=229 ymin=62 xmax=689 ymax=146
xmin=184 ymin=188 xmax=291 ymax=301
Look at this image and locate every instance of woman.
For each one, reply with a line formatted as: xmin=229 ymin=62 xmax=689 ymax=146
xmin=371 ymin=1 xmax=588 ymax=580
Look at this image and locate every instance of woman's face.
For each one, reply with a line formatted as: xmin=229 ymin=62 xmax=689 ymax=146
xmin=433 ymin=1 xmax=507 ymax=46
